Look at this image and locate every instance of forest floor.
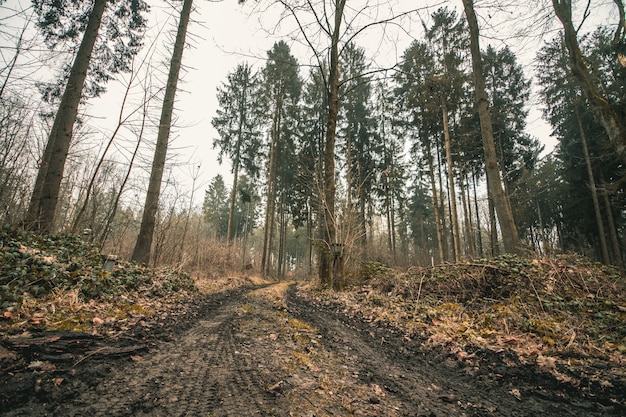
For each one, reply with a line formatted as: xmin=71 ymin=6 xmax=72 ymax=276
xmin=1 ymin=277 xmax=625 ymax=416
xmin=1 ymin=227 xmax=625 ymax=415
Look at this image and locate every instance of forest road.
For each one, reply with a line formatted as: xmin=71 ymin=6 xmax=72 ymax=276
xmin=0 ymin=282 xmax=619 ymax=416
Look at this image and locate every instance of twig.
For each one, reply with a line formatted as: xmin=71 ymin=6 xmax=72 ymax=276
xmin=72 ymin=347 xmax=108 ymax=367
xmin=565 ymin=330 xmax=576 ymax=350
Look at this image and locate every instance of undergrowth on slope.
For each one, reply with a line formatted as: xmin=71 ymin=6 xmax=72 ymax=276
xmin=303 ymin=254 xmax=626 ymax=388
xmin=0 ymin=225 xmax=196 ymax=334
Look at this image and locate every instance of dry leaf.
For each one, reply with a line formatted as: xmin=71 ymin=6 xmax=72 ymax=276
xmin=130 ymin=355 xmax=143 ymax=362
xmin=269 ymin=333 xmax=278 ymax=341
xmin=53 ymin=377 xmax=64 ymax=386
xmin=537 ymin=355 xmax=557 ymax=370
xmin=92 ymin=317 xmax=104 ymax=326
xmin=509 ymin=388 xmax=522 ymax=400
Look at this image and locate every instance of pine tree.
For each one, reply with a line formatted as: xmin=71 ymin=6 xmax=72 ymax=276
xmin=26 ymin=0 xmax=148 ymax=232
xmin=132 ymin=0 xmax=193 ymax=264
xmin=203 ymin=175 xmax=229 ymax=239
xmin=212 ymin=63 xmax=265 ymax=244
xmin=260 ymin=41 xmax=302 ymax=277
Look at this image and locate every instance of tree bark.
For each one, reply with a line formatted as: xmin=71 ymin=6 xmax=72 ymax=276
xmin=132 ymin=0 xmax=193 ymax=264
xmin=575 ymin=105 xmax=610 ymax=264
xmin=462 ymin=0 xmax=520 ymax=254
xmin=426 ymin=140 xmax=445 ymax=263
xmin=25 ymin=0 xmax=108 ymax=233
xmin=319 ymin=0 xmax=346 ymax=288
xmin=553 ymin=0 xmax=626 ymax=159
xmin=441 ymin=99 xmax=461 ymax=261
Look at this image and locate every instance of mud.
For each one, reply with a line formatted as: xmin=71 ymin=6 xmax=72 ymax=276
xmin=1 ymin=283 xmax=623 ymax=416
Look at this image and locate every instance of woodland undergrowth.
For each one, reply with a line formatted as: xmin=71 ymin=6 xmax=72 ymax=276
xmin=301 ymin=254 xmax=626 ymax=388
xmin=0 ymin=225 xmax=197 ymax=335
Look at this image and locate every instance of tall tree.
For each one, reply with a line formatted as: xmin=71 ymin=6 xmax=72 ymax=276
xmin=462 ymin=0 xmax=520 ymax=254
xmin=424 ymin=7 xmax=470 ymax=261
xmin=338 ymin=43 xmax=376 ymax=249
xmin=537 ymin=31 xmax=624 ymax=264
xmin=203 ymin=175 xmax=229 ymax=239
xmin=395 ymin=40 xmax=446 ymax=262
xmin=132 ymin=0 xmax=192 ymax=264
xmin=212 ymin=63 xmax=264 ymax=244
xmin=260 ymin=41 xmax=301 ymax=277
xmin=552 ymin=0 xmax=626 ymax=159
xmin=25 ymin=0 xmax=148 ymax=232
xmin=482 ymin=45 xmax=542 ymax=241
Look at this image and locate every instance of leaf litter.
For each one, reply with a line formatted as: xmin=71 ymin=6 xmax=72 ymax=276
xmin=298 ymin=254 xmax=626 ymax=407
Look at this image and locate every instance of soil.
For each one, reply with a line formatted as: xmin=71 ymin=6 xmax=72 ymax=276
xmin=1 ymin=282 xmax=623 ymax=416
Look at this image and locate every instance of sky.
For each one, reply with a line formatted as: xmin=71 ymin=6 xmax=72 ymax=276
xmin=0 ymin=0 xmax=618 ymax=209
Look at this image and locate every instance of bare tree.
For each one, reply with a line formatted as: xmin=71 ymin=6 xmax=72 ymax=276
xmin=274 ymin=0 xmax=423 ymax=287
xmin=132 ymin=0 xmax=193 ymax=264
xmin=552 ymin=0 xmax=626 ymax=158
xmin=461 ymin=0 xmax=520 ymax=254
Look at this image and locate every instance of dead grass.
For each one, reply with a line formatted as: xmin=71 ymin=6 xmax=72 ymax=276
xmin=301 ymin=254 xmax=626 ymax=386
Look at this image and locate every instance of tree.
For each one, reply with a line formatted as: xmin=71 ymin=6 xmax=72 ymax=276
xmin=537 ymin=31 xmax=624 ymax=264
xmin=259 ymin=41 xmax=301 ymax=277
xmin=424 ymin=7 xmax=470 ymax=262
xmin=482 ymin=45 xmax=542 ymax=243
xmin=203 ymin=175 xmax=229 ymax=239
xmin=395 ymin=39 xmax=447 ymax=262
xmin=212 ymin=63 xmax=264 ymax=244
xmin=461 ymin=0 xmax=520 ymax=254
xmin=132 ymin=0 xmax=193 ymax=264
xmin=25 ymin=0 xmax=148 ymax=232
xmin=552 ymin=0 xmax=626 ymax=160
xmin=338 ymin=43 xmax=376 ymax=250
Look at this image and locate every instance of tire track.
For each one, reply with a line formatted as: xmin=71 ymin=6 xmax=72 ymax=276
xmin=285 ymin=285 xmax=614 ymax=417
xmin=45 ymin=288 xmax=275 ymax=417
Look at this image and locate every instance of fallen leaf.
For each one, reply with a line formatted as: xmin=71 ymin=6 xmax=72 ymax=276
xmin=130 ymin=355 xmax=143 ymax=362
xmin=509 ymin=388 xmax=522 ymax=400
xmin=600 ymin=380 xmax=614 ymax=388
xmin=92 ymin=317 xmax=104 ymax=326
xmin=537 ymin=354 xmax=557 ymax=370
xmin=53 ymin=377 xmax=64 ymax=386
xmin=267 ymin=380 xmax=284 ymax=393
xmin=269 ymin=333 xmax=278 ymax=341
xmin=372 ymin=383 xmax=386 ymax=397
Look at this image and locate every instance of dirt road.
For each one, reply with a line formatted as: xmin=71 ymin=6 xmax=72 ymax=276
xmin=1 ymin=283 xmax=621 ymax=416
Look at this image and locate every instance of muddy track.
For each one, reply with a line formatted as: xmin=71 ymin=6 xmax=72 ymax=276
xmin=285 ymin=286 xmax=620 ymax=416
xmin=1 ymin=283 xmax=622 ymax=416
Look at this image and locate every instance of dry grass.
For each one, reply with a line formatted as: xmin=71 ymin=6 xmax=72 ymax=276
xmin=301 ymin=254 xmax=626 ymax=385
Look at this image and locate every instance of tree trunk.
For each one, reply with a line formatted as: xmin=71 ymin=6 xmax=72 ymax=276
xmin=319 ymin=0 xmax=346 ymax=288
xmin=461 ymin=174 xmax=475 ymax=257
xmin=472 ymin=170 xmax=484 ymax=256
xmin=25 ymin=0 xmax=108 ymax=233
xmin=427 ymin=140 xmax=445 ymax=263
xmin=227 ymin=154 xmax=240 ymax=244
xmin=132 ymin=0 xmax=193 ymax=264
xmin=553 ymin=0 xmax=626 ymax=159
xmin=441 ymin=99 xmax=461 ymax=261
xmin=462 ymin=0 xmax=520 ymax=254
xmin=599 ymin=170 xmax=623 ymax=267
xmin=262 ymin=100 xmax=280 ymax=277
xmin=575 ymin=105 xmax=610 ymax=264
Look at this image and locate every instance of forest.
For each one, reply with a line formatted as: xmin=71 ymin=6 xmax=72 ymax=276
xmin=0 ymin=0 xmax=625 ymax=287
xmin=1 ymin=1 xmax=626 ymax=414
